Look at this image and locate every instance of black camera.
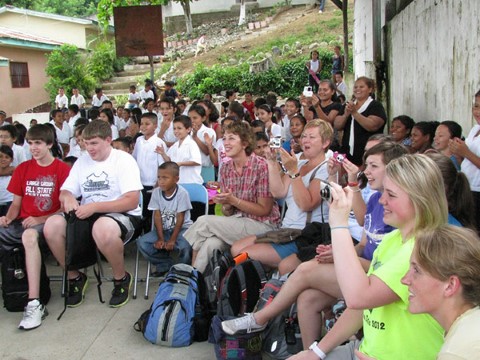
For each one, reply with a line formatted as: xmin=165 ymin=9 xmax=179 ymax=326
xmin=320 ymin=180 xmax=332 ymax=202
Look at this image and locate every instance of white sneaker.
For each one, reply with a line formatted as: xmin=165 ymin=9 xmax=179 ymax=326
xmin=18 ymin=299 xmax=48 ymax=330
xmin=221 ymin=313 xmax=267 ymax=335
xmin=319 ymin=10 xmax=323 ymax=13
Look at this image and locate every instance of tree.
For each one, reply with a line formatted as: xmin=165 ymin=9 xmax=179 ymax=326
xmin=238 ymin=0 xmax=246 ymax=26
xmin=97 ymin=0 xmax=198 ymax=35
xmin=0 ymin=0 xmax=100 ymax=17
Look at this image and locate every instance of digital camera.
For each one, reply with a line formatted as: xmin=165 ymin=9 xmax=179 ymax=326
xmin=333 ymin=151 xmax=346 ymax=164
xmin=320 ymin=180 xmax=332 ymax=202
xmin=303 ymin=86 xmax=313 ymax=97
xmin=269 ymin=137 xmax=282 ymax=149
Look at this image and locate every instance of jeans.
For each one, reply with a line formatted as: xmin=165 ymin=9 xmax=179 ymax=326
xmin=319 ymin=0 xmax=326 ymax=11
xmin=137 ymin=227 xmax=192 ymax=273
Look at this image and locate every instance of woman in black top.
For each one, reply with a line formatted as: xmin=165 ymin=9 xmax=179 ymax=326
xmin=335 ymin=77 xmax=387 ymax=165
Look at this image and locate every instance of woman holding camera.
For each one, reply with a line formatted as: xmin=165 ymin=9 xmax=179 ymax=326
xmin=335 ymin=76 xmax=387 ymax=165
xmin=223 ymin=141 xmax=407 ymax=348
xmin=301 ymin=80 xmax=342 ymax=124
xmin=230 ymin=119 xmax=332 ymax=274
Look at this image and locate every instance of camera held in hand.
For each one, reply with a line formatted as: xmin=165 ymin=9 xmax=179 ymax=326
xmin=320 ymin=180 xmax=332 ymax=202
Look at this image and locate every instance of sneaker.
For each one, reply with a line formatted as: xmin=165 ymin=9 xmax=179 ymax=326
xmin=18 ymin=299 xmax=48 ymax=330
xmin=67 ymin=272 xmax=88 ymax=307
xmin=319 ymin=10 xmax=323 ymax=13
xmin=221 ymin=313 xmax=267 ymax=335
xmin=109 ymin=271 xmax=132 ymax=308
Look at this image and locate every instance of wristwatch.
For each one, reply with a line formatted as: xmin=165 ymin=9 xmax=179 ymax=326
xmin=309 ymin=341 xmax=327 ymax=359
xmin=288 ymin=172 xmax=300 ymax=179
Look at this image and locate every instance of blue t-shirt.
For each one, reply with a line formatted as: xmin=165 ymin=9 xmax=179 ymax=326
xmin=362 ymin=191 xmax=395 ymax=260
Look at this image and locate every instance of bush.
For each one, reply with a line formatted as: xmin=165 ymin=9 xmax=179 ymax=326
xmin=86 ymin=40 xmax=127 ymax=82
xmin=45 ymin=44 xmax=95 ymax=104
xmin=177 ymin=50 xmax=337 ymax=100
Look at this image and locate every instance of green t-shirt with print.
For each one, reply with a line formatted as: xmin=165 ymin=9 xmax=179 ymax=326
xmin=359 ymin=229 xmax=444 ymax=359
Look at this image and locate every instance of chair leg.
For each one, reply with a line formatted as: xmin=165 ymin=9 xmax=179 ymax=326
xmin=145 ymin=261 xmax=151 ymax=300
xmin=133 ymin=247 xmax=140 ymax=299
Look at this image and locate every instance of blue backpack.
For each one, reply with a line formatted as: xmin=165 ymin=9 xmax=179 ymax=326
xmin=136 ymin=264 xmax=201 ymax=347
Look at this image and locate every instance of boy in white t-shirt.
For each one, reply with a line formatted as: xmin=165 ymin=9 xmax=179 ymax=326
xmin=43 ymin=120 xmax=143 ymax=309
xmin=137 ymin=162 xmax=193 ymax=276
xmin=0 ymin=145 xmax=13 ymax=216
xmin=127 ymin=85 xmax=141 ymax=109
xmin=133 ymin=112 xmax=166 ymax=229
xmin=55 ymin=87 xmax=68 ymax=110
xmin=158 ymin=116 xmax=202 ymax=184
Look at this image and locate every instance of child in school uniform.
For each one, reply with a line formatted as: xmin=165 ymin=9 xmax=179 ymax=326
xmin=0 ymin=145 xmax=14 ymax=216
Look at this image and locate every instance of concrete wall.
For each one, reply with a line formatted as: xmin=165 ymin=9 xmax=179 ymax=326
xmin=0 ymin=47 xmax=50 ymax=116
xmin=0 ymin=12 xmax=96 ymax=49
xmin=386 ymin=0 xmax=480 ymax=132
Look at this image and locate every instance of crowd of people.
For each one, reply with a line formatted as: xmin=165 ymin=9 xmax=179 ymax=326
xmin=0 ymin=74 xmax=479 ymax=360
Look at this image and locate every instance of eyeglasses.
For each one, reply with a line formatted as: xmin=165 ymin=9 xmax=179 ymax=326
xmin=0 ymin=135 xmax=12 ymax=139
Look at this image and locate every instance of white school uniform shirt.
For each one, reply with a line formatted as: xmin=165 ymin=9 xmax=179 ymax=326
xmin=133 ymin=134 xmax=166 ymax=187
xmin=268 ymin=123 xmax=282 ymax=138
xmin=55 ymin=94 xmax=68 ymax=109
xmin=61 ymin=148 xmax=143 ymax=216
xmin=461 ymin=124 xmax=480 ymax=191
xmin=70 ymin=94 xmax=85 ymax=108
xmin=282 ymin=114 xmax=292 ymax=142
xmin=51 ymin=122 xmax=72 ymax=145
xmin=128 ymin=92 xmax=141 ymax=104
xmin=167 ymin=135 xmax=203 ymax=184
xmin=68 ymin=113 xmax=81 ymax=133
xmin=159 ymin=120 xmax=177 ymax=145
xmin=0 ymin=174 xmax=13 ymax=203
xmin=195 ymin=124 xmax=216 ymax=167
xmin=111 ymin=124 xmax=119 ymax=140
xmin=214 ymin=138 xmax=231 ymax=182
xmin=139 ymin=89 xmax=154 ymax=101
xmin=92 ymin=94 xmax=109 ymax=107
xmin=22 ymin=141 xmax=32 ymax=160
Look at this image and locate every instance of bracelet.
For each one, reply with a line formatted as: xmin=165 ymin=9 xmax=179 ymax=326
xmin=330 ymin=226 xmax=349 ymax=230
xmin=347 ymin=181 xmax=359 ymax=187
xmin=352 ymin=188 xmax=361 ymax=193
xmin=309 ymin=342 xmax=327 ymax=359
xmin=288 ymin=172 xmax=301 ymax=179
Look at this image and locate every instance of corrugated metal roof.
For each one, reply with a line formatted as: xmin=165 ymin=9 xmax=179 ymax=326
xmin=0 ymin=5 xmax=95 ymax=25
xmin=0 ymin=26 xmax=63 ymax=45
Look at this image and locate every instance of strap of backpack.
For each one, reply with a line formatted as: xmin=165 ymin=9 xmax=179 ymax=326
xmin=306 ymin=160 xmax=328 ymax=224
xmin=250 ymin=260 xmax=267 ymax=286
xmin=233 ymin=265 xmax=248 ymax=316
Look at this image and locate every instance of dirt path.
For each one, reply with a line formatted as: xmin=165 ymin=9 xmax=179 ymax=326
xmin=173 ymin=2 xmax=341 ymax=76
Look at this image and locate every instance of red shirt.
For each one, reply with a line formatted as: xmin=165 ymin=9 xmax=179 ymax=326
xmin=8 ymin=159 xmax=70 ymax=219
xmin=220 ymin=154 xmax=280 ymax=224
xmin=242 ymin=100 xmax=255 ymax=120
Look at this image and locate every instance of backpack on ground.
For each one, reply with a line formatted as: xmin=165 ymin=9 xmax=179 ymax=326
xmin=217 ymin=257 xmax=267 ymax=317
xmin=255 ymin=278 xmax=302 ymax=359
xmin=1 ymin=247 xmax=51 ymax=312
xmin=202 ymin=249 xmax=235 ymax=315
xmin=135 ymin=263 xmax=204 ymax=347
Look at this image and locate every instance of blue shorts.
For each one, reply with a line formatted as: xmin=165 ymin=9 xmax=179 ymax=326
xmin=271 ymin=241 xmax=298 ymax=259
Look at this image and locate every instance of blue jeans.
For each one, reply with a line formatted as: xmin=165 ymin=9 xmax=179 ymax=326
xmin=319 ymin=0 xmax=326 ymax=11
xmin=137 ymin=227 xmax=192 ymax=273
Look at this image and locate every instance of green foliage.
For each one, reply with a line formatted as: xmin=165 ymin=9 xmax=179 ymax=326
xmin=112 ymin=94 xmax=128 ymax=107
xmin=86 ymin=40 xmax=127 ymax=82
xmin=45 ymin=44 xmax=95 ymax=104
xmin=0 ymin=0 xmax=101 ymax=17
xmin=177 ymin=50 xmax=337 ymax=100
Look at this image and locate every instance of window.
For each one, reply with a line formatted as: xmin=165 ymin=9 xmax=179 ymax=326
xmin=10 ymin=62 xmax=29 ymax=88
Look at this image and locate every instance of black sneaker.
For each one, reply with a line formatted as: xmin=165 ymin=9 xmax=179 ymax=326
xmin=109 ymin=272 xmax=132 ymax=308
xmin=67 ymin=272 xmax=88 ymax=308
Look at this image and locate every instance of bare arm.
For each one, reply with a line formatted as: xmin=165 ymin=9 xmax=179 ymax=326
xmin=73 ymin=191 xmax=140 ymax=220
xmin=0 ymin=195 xmax=21 ymax=227
xmin=0 ymin=166 xmax=15 ymax=176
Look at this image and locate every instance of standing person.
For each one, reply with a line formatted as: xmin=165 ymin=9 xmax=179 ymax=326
xmin=433 ymin=120 xmax=463 ymax=170
xmin=334 ymin=71 xmax=347 ymax=98
xmin=0 ymin=125 xmax=70 ymax=330
xmin=163 ymin=81 xmax=179 ymax=100
xmin=70 ymin=88 xmax=85 ymax=109
xmin=282 ymin=98 xmax=301 ymax=142
xmin=99 ymin=108 xmax=119 ymax=140
xmin=55 ymin=87 xmax=68 ymax=110
xmin=257 ymin=104 xmax=282 ymax=139
xmin=398 ymin=225 xmax=480 ymax=360
xmin=301 ymin=80 xmax=342 ymax=124
xmin=195 ymin=34 xmax=207 ymax=57
xmin=318 ymin=0 xmax=326 ymax=13
xmin=50 ymin=109 xmax=71 ymax=157
xmin=331 ymin=46 xmax=344 ymax=76
xmin=242 ymin=91 xmax=256 ymax=120
xmin=306 ymin=50 xmax=322 ymax=94
xmin=157 ymin=97 xmax=178 ymax=148
xmin=133 ymin=112 xmax=166 ymax=230
xmin=0 ymin=145 xmax=14 ymax=216
xmin=43 ymin=120 xmax=143 ymax=308
xmin=335 ymin=76 xmax=387 ymax=165
xmin=91 ymin=88 xmax=109 ymax=109
xmin=184 ymin=121 xmax=280 ymax=273
xmin=136 ymin=162 xmax=193 ymax=277
xmin=450 ymin=89 xmax=480 ymax=232
xmin=157 ymin=116 xmax=203 ymax=184
xmin=189 ymin=105 xmax=216 ymax=181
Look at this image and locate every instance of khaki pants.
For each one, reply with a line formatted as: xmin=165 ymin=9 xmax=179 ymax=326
xmin=184 ymin=215 xmax=276 ymax=272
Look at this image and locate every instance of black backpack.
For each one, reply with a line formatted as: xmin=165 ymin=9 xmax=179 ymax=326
xmin=1 ymin=247 xmax=51 ymax=312
xmin=217 ymin=258 xmax=267 ymax=317
xmin=202 ymin=249 xmax=235 ymax=316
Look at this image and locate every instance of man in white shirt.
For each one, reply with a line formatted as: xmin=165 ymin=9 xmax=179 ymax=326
xmin=335 ymin=71 xmax=348 ymax=98
xmin=55 ymin=88 xmax=68 ymax=110
xmin=92 ymin=88 xmax=109 ymax=108
xmin=139 ymin=83 xmax=154 ymax=103
xmin=70 ymin=88 xmax=85 ymax=109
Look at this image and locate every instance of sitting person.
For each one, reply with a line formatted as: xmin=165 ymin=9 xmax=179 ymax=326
xmin=43 ymin=120 xmax=143 ymax=308
xmin=223 ymin=141 xmax=408 ymax=344
xmin=0 ymin=125 xmax=70 ymax=330
xmin=184 ymin=121 xmax=281 ymax=273
xmin=410 ymin=121 xmax=439 ymax=154
xmin=398 ymin=225 xmax=480 ymax=360
xmin=231 ymin=119 xmax=334 ymax=275
xmin=137 ymin=162 xmax=192 ymax=277
xmin=0 ymin=145 xmax=14 ymax=216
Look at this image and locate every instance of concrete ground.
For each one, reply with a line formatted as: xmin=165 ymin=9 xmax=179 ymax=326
xmin=0 ymin=244 xmax=214 ymax=360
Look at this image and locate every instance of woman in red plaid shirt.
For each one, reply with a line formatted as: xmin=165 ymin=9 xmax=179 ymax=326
xmin=184 ymin=121 xmax=281 ymax=273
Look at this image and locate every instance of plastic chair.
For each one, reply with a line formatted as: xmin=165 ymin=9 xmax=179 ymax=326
xmin=133 ymin=183 xmax=209 ymax=299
